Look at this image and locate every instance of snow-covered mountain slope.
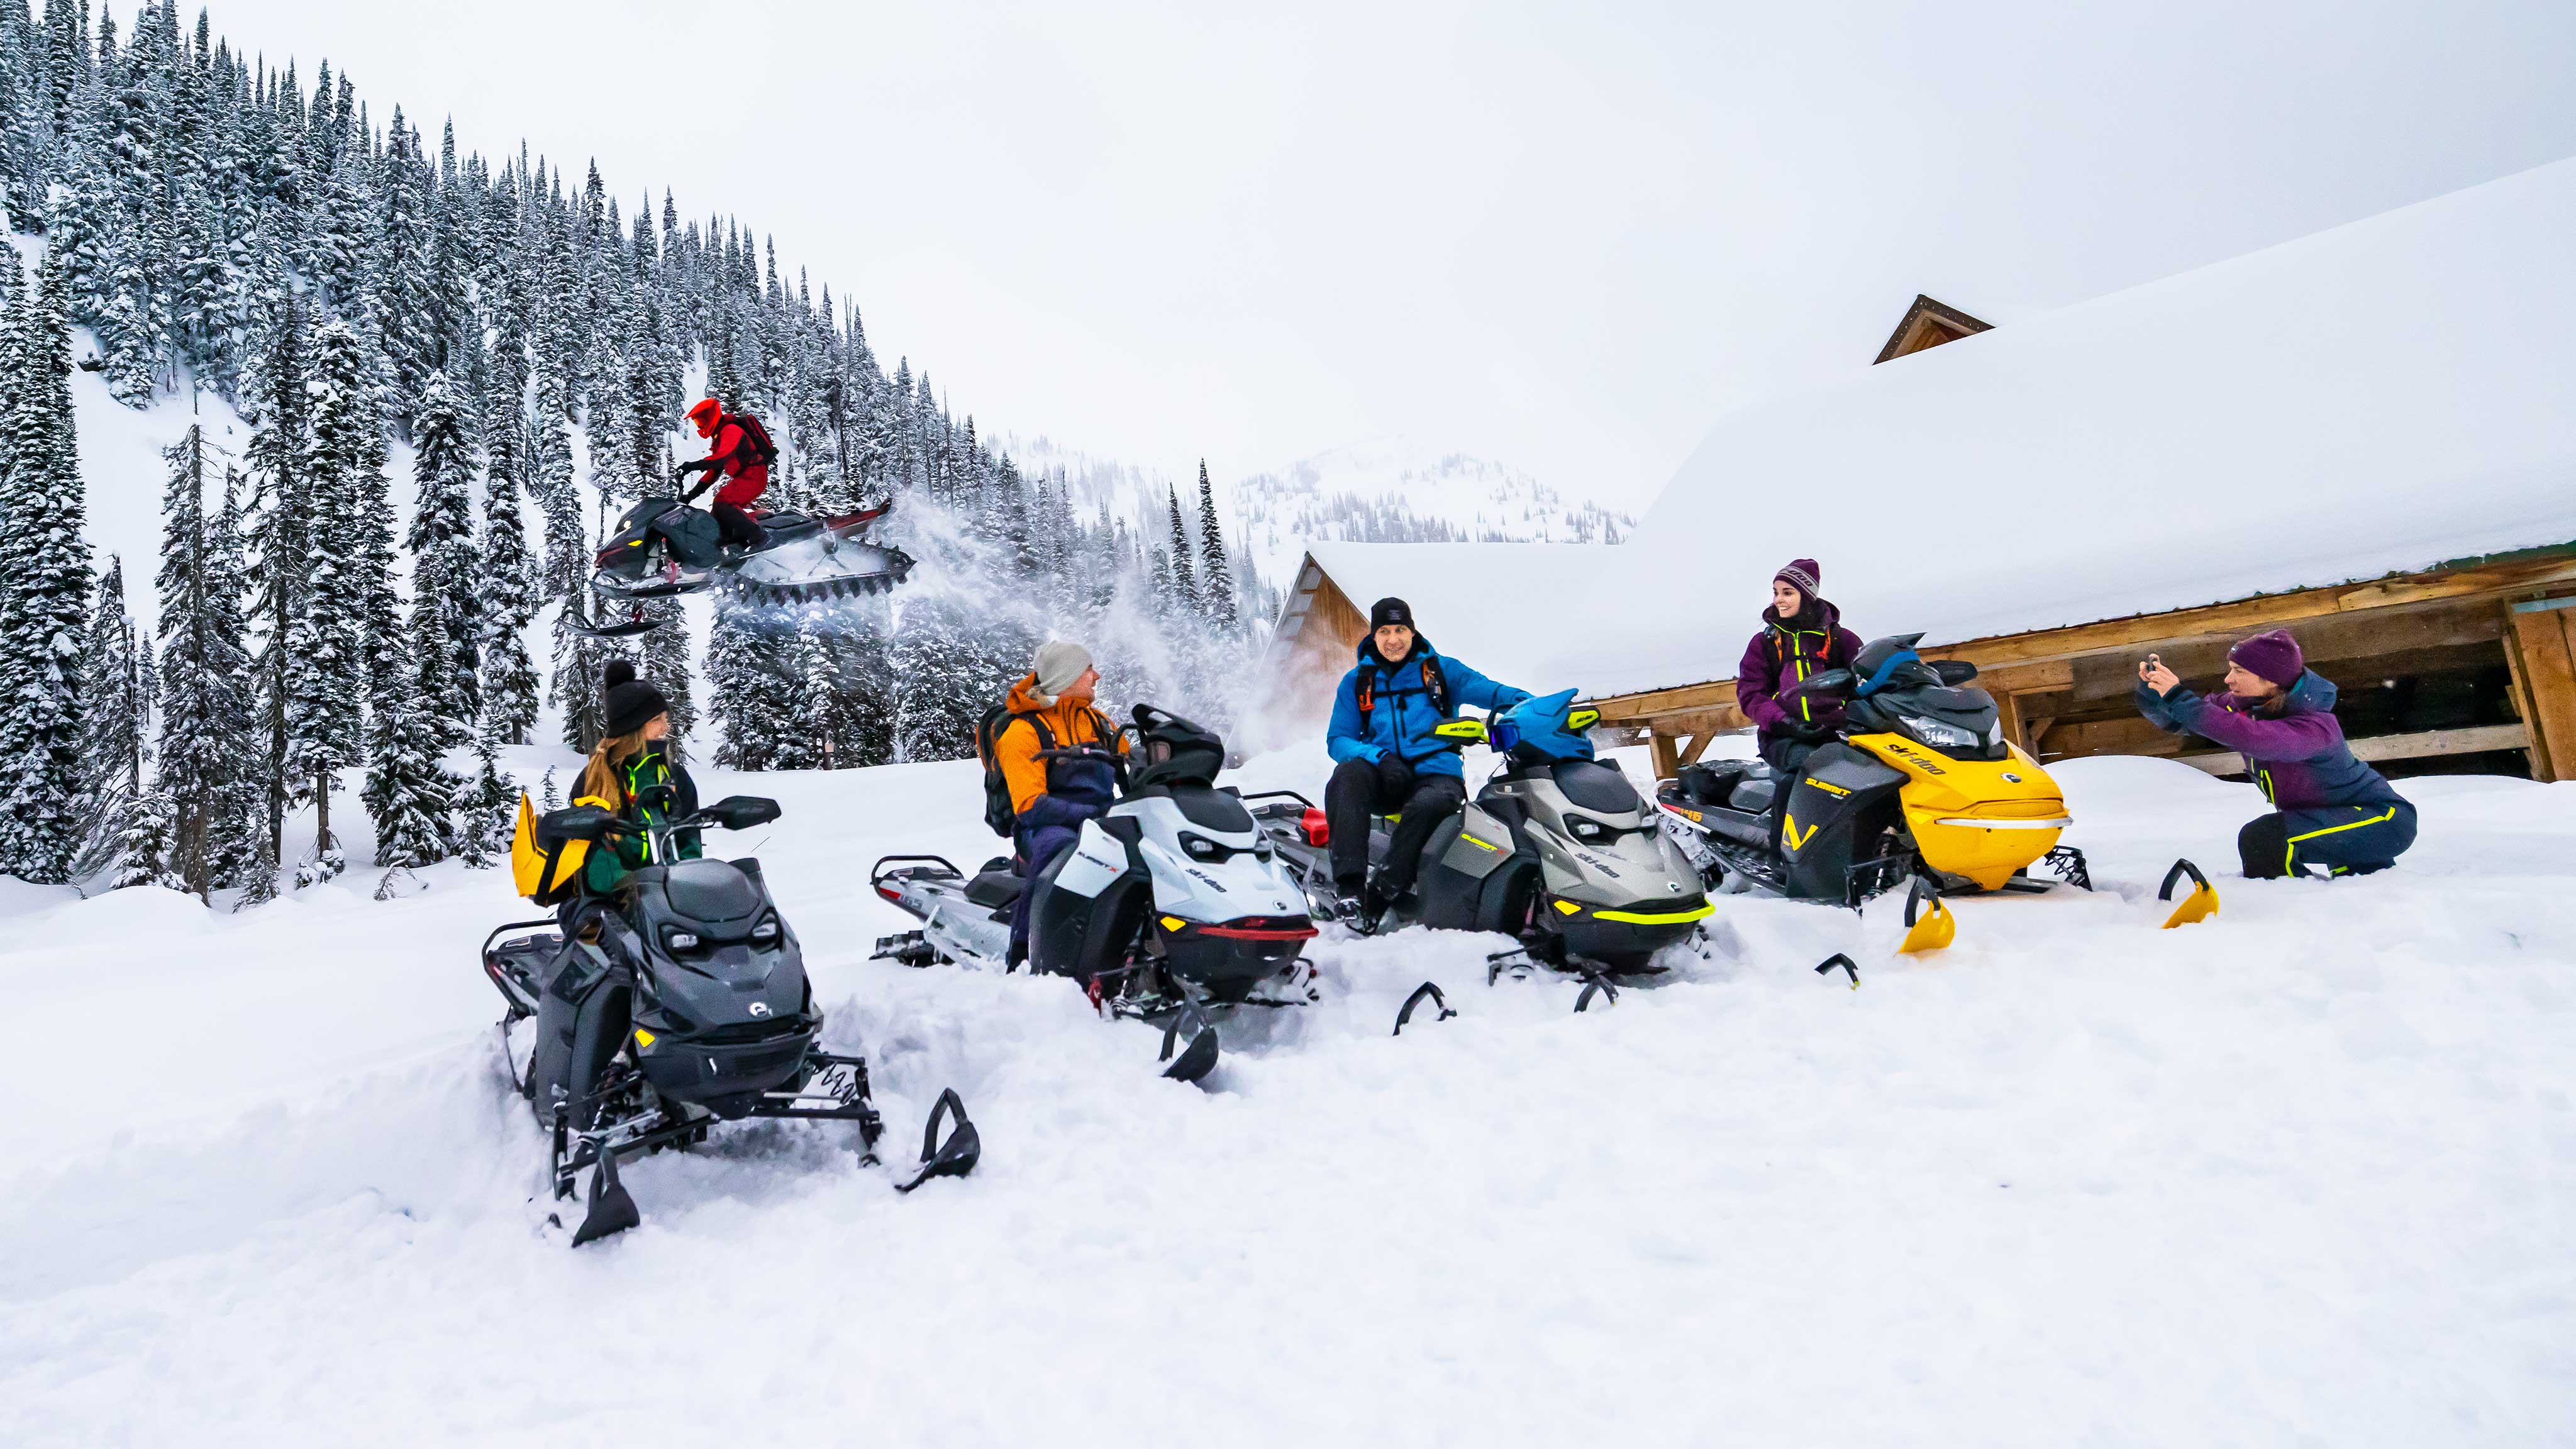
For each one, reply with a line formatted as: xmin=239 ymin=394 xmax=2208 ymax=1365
xmin=1007 ymin=433 xmax=1636 ymax=591
xmin=5 ymin=740 xmax=2572 ymax=1445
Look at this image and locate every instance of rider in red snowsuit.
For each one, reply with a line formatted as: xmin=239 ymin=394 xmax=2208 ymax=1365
xmin=678 ymin=397 xmax=770 ymax=549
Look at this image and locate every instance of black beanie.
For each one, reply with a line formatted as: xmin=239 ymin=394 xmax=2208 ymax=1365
xmin=1370 ymin=597 xmax=1414 ymax=631
xmin=603 ymin=662 xmax=665 ymax=738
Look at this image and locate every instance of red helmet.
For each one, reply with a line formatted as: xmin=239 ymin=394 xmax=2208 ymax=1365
xmin=687 ymin=397 xmax=723 ymax=435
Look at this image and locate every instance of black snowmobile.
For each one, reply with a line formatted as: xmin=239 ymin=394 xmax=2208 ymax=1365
xmin=577 ymin=472 xmax=916 ymax=638
xmin=1654 ymin=633 xmax=2089 ymax=908
xmin=482 ymin=794 xmax=980 ymax=1245
xmin=871 ymin=706 xmax=1338 ymax=1082
xmin=1253 ymin=691 xmax=1711 ymax=1001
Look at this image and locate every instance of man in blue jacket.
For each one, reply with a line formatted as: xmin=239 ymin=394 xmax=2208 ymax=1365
xmin=1324 ymin=597 xmax=1532 ymax=926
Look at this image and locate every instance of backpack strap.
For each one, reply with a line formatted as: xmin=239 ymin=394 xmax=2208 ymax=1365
xmin=1355 ymin=667 xmax=1375 ymax=731
xmin=1421 ymin=655 xmax=1449 ymax=716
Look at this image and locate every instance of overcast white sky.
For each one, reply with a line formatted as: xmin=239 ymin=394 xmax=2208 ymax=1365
xmin=200 ymin=1 xmax=2576 ymax=505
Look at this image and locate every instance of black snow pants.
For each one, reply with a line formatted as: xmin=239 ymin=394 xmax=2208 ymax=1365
xmin=712 ymin=499 xmax=765 ymax=550
xmin=1325 ymin=757 xmax=1466 ymax=896
xmin=2237 ymin=800 xmax=2417 ymax=879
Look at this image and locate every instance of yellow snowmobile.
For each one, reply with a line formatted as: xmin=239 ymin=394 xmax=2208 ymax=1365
xmin=1655 ymin=634 xmax=2089 ymax=906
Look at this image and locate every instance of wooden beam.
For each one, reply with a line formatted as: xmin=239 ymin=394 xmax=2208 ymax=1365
xmin=2175 ymin=723 xmax=2533 ymax=776
xmin=1680 ymin=731 xmax=1719 ymax=766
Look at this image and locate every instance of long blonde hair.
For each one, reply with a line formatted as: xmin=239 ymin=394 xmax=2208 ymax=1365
xmin=578 ymin=727 xmax=652 ymax=805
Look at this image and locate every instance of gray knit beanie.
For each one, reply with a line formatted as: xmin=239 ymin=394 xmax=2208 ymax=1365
xmin=1031 ymin=640 xmax=1094 ymax=704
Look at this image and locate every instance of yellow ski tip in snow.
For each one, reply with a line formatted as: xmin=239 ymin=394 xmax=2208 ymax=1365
xmin=1898 ymin=879 xmax=1956 ymax=955
xmin=2158 ymin=858 xmax=2221 ymax=930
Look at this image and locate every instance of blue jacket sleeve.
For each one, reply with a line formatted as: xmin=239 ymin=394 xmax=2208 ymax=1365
xmin=2135 ymin=682 xmax=2190 ymax=733
xmin=1325 ymin=667 xmax=1382 ymax=764
xmin=1446 ymin=658 xmax=1530 ymax=715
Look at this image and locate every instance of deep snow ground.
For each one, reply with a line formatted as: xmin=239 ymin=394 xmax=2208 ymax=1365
xmin=3 ymin=745 xmax=2573 ymax=1446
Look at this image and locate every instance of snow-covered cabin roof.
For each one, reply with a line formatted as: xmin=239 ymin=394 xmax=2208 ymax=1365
xmin=1288 ymin=156 xmax=2576 ymax=703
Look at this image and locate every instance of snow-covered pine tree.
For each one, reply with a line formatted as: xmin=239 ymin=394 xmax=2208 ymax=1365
xmin=154 ymin=429 xmax=260 ymax=901
xmin=288 ymin=322 xmax=379 ymax=887
xmin=707 ymin=597 xmax=791 ymax=770
xmin=362 ymin=687 xmax=456 ymax=871
xmin=72 ymin=557 xmax=147 ymax=882
xmin=404 ymin=369 xmax=481 ymax=752
xmin=1196 ymin=460 xmax=1236 ymax=629
xmin=477 ymin=424 xmax=541 ymax=744
xmin=242 ymin=287 xmax=313 ymax=860
xmin=0 ymin=245 xmax=92 ymax=882
xmin=456 ymin=735 xmax=513 ymax=868
xmin=1165 ymin=485 xmax=1198 ymax=612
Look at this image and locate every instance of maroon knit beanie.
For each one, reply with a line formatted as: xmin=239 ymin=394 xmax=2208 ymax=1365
xmin=2228 ymin=630 xmax=2305 ymax=689
xmin=1774 ymin=558 xmax=1820 ymax=604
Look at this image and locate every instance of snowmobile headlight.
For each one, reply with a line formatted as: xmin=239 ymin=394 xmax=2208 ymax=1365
xmin=1565 ymin=815 xmax=1611 ymax=844
xmin=662 ymin=926 xmax=702 ymax=953
xmin=1899 ymin=714 xmax=1979 ymax=751
xmin=1179 ymin=831 xmax=1228 ymax=863
xmin=748 ymin=914 xmax=781 ymax=947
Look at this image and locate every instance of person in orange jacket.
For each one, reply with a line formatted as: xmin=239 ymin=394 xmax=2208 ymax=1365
xmin=676 ymin=397 xmax=773 ymax=550
xmin=992 ymin=640 xmax=1129 ymax=965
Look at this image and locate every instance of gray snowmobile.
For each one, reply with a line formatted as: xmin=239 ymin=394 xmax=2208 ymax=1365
xmin=870 ymin=706 xmax=1335 ymax=1083
xmin=575 ymin=470 xmax=916 ymax=638
xmin=481 ymin=794 xmax=979 ymax=1245
xmin=1252 ymin=692 xmax=1711 ymax=1004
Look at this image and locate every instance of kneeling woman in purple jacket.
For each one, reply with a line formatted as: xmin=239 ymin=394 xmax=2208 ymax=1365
xmin=2135 ymin=629 xmax=2416 ymax=878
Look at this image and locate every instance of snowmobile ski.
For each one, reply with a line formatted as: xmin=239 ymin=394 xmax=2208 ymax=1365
xmin=895 ymin=1088 xmax=984 ymax=1193
xmin=1897 ymin=879 xmax=1957 ymax=954
xmin=1393 ymin=981 xmax=1457 ymax=1036
xmin=2158 ymin=858 xmax=2220 ymax=928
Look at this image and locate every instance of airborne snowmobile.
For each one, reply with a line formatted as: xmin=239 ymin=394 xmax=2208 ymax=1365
xmin=1253 ymin=691 xmax=1712 ymax=991
xmin=482 ymin=794 xmax=980 ymax=1245
xmin=1654 ymin=633 xmax=2090 ymax=908
xmin=871 ymin=705 xmax=1333 ymax=1084
xmin=575 ymin=471 xmax=916 ymax=638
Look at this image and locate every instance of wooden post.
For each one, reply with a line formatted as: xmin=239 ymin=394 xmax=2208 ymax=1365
xmin=2506 ymin=597 xmax=2576 ymax=782
xmin=1649 ymin=726 xmax=1680 ymax=782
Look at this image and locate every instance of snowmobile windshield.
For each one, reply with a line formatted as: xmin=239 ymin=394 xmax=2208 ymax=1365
xmin=1849 ymin=684 xmax=2005 ymax=759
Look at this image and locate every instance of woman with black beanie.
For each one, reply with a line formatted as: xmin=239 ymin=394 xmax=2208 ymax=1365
xmin=574 ymin=660 xmax=703 ymax=896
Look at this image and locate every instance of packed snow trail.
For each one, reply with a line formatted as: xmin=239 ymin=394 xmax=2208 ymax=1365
xmin=4 ymin=748 xmax=2573 ymax=1445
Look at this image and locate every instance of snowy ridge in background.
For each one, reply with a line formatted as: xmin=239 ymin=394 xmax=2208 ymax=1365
xmin=1004 ymin=432 xmax=1636 ymax=592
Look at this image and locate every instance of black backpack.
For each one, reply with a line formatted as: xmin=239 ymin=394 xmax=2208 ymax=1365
xmin=975 ymin=702 xmax=1121 ymax=838
xmin=727 ymin=411 xmax=780 ymax=470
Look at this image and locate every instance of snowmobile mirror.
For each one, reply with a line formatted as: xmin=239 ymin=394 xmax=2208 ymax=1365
xmin=1433 ymin=718 xmax=1489 ymax=743
xmin=702 ymin=796 xmax=782 ymax=831
xmin=1931 ymin=659 xmax=1981 ymax=687
xmin=537 ymin=804 xmax=619 ymax=846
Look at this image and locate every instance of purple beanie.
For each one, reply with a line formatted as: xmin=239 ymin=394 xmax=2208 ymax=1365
xmin=1774 ymin=558 xmax=1821 ymax=601
xmin=2229 ymin=629 xmax=2305 ymax=689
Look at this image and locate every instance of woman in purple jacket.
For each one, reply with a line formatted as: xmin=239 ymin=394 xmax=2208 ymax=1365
xmin=1736 ymin=558 xmax=1865 ymax=772
xmin=2136 ymin=629 xmax=2416 ymax=878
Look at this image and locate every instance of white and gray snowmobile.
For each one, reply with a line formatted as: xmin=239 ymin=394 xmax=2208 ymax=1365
xmin=576 ymin=474 xmax=915 ymax=638
xmin=1252 ymin=691 xmax=1712 ymax=1006
xmin=872 ymin=705 xmax=1345 ymax=1082
xmin=481 ymin=794 xmax=980 ymax=1245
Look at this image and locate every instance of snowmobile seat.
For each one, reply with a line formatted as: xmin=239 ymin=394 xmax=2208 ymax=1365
xmin=1730 ymin=775 xmax=1779 ymax=815
xmin=964 ymin=867 xmax=1024 ymax=909
xmin=1128 ymin=782 xmax=1255 ymax=834
xmin=1551 ymin=758 xmax=1641 ymax=814
xmin=1676 ymin=760 xmax=1748 ymax=808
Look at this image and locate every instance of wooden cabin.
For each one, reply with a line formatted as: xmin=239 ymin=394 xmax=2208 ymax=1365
xmin=1254 ymin=161 xmax=2576 ymax=785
